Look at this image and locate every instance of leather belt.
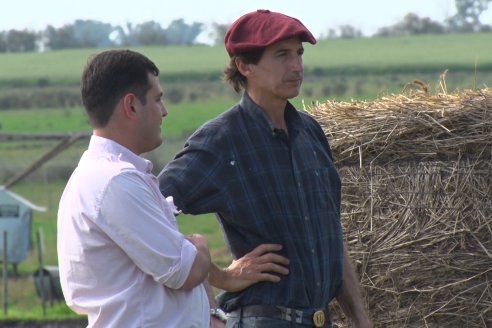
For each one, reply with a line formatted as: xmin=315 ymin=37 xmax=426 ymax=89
xmin=228 ymin=305 xmax=330 ymax=327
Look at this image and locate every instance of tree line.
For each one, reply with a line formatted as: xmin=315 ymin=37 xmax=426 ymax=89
xmin=0 ymin=18 xmax=211 ymax=53
xmin=0 ymin=0 xmax=490 ymax=53
xmin=324 ymin=0 xmax=492 ymax=38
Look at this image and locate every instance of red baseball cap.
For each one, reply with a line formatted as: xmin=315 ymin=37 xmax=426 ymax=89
xmin=225 ymin=9 xmax=316 ymax=57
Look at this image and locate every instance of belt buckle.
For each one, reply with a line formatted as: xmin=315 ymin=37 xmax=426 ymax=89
xmin=313 ymin=310 xmax=325 ymax=327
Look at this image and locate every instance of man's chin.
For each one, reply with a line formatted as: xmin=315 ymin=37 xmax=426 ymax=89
xmin=285 ymin=90 xmax=301 ymax=100
xmin=147 ymin=138 xmax=163 ymax=153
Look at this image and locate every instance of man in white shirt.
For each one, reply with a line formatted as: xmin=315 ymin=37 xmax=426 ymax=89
xmin=57 ymin=49 xmax=212 ymax=327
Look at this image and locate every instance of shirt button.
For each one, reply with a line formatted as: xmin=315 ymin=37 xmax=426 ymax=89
xmin=304 ymin=216 xmax=309 ymax=221
xmin=311 ymin=248 xmax=315 ymax=254
xmin=317 ymin=282 xmax=321 ymax=287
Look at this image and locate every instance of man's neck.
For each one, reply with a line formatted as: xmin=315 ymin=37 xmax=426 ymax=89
xmin=93 ymin=128 xmax=140 ymax=155
xmin=247 ymin=92 xmax=288 ymax=131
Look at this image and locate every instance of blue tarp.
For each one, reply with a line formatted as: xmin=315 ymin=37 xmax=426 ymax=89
xmin=0 ymin=187 xmax=46 ymax=264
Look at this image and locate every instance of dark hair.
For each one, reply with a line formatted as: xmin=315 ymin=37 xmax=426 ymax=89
xmin=223 ymin=49 xmax=264 ymax=93
xmin=81 ymin=49 xmax=159 ymax=128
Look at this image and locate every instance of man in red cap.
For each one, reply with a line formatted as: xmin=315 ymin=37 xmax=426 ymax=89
xmin=159 ymin=9 xmax=372 ymax=328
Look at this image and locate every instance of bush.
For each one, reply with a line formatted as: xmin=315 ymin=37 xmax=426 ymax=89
xmin=0 ymin=87 xmax=81 ymax=110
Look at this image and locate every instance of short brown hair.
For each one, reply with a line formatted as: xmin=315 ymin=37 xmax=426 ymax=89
xmin=81 ymin=49 xmax=159 ymax=128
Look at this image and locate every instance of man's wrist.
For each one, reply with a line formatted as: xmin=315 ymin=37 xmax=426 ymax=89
xmin=210 ymin=307 xmax=227 ymax=323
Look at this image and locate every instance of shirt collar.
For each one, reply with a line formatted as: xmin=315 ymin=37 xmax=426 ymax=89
xmin=87 ymin=135 xmax=153 ymax=173
xmin=239 ymin=92 xmax=305 ymax=135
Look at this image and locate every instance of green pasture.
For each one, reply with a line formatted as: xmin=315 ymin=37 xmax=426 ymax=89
xmin=308 ymin=33 xmax=492 ymax=74
xmin=1 ymin=33 xmax=491 ymax=85
xmin=0 ymin=98 xmax=237 ymax=136
xmin=0 ymin=45 xmax=229 ymax=86
xmin=0 ymin=108 xmax=89 ymax=133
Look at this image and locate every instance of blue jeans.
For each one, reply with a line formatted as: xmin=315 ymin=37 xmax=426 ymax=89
xmin=226 ymin=316 xmax=332 ymax=327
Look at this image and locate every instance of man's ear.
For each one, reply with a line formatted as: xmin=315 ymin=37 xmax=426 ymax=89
xmin=122 ymin=93 xmax=139 ymax=120
xmin=235 ymin=57 xmax=253 ymax=77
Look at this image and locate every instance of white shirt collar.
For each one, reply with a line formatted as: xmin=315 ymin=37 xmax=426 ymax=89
xmin=87 ymin=135 xmax=153 ymax=174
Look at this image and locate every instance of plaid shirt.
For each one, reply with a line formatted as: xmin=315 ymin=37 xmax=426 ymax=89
xmin=159 ymin=92 xmax=344 ymax=311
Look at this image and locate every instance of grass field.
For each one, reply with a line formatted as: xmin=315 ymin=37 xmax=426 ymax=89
xmin=0 ymin=45 xmax=228 ymax=86
xmin=1 ymin=33 xmax=491 ymax=85
xmin=0 ymin=98 xmax=237 ymax=136
xmin=307 ymin=33 xmax=492 ymax=73
xmin=1 ymin=32 xmax=491 ymax=321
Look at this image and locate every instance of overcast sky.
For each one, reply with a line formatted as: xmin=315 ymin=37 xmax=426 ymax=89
xmin=2 ymin=0 xmax=492 ymax=40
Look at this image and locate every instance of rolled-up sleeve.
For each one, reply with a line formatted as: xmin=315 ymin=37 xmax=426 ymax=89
xmin=98 ymin=172 xmax=197 ymax=289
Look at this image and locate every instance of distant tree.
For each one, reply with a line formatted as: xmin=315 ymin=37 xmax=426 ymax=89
xmin=108 ymin=25 xmax=126 ymax=46
xmin=44 ymin=20 xmax=115 ymax=49
xmin=375 ymin=13 xmax=445 ymax=36
xmin=115 ymin=23 xmax=138 ymax=46
xmin=321 ymin=28 xmax=339 ymax=39
xmin=339 ymin=25 xmax=363 ymax=38
xmin=72 ymin=20 xmax=115 ymax=48
xmin=0 ymin=32 xmax=7 ymax=53
xmin=318 ymin=25 xmax=363 ymax=39
xmin=1 ymin=17 xmax=211 ymax=51
xmin=479 ymin=24 xmax=492 ymax=31
xmin=401 ymin=13 xmax=446 ymax=34
xmin=209 ymin=22 xmax=228 ymax=45
xmin=447 ymin=0 xmax=492 ymax=31
xmin=132 ymin=21 xmax=167 ymax=46
xmin=5 ymin=29 xmax=38 ymax=52
xmin=165 ymin=19 xmax=204 ymax=45
xmin=44 ymin=25 xmax=78 ymax=50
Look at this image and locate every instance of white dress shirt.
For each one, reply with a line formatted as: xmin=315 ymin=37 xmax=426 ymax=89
xmin=57 ymin=135 xmax=209 ymax=327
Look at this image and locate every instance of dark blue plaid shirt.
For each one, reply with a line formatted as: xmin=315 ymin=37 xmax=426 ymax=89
xmin=159 ymin=93 xmax=344 ymax=312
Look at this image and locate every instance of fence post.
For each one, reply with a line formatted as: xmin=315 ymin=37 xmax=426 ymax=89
xmin=36 ymin=228 xmax=46 ymax=316
xmin=2 ymin=230 xmax=8 ymax=317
